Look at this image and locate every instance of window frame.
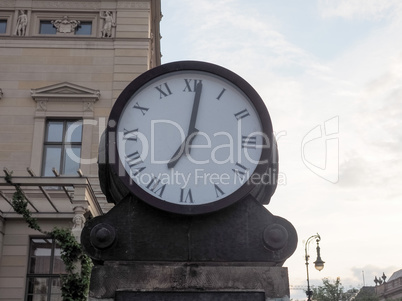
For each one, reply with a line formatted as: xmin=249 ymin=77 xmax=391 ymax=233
xmin=75 ymin=21 xmax=93 ymax=35
xmin=26 ymin=236 xmax=67 ymax=301
xmin=0 ymin=19 xmax=7 ymax=34
xmin=32 ymin=12 xmax=98 ymax=37
xmin=0 ymin=11 xmax=13 ymax=36
xmin=30 ymin=82 xmax=100 ymax=177
xmin=42 ymin=119 xmax=83 ymax=177
xmin=39 ymin=20 xmax=57 ymax=35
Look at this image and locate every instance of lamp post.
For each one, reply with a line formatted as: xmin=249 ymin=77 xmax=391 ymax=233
xmin=305 ymin=233 xmax=325 ymax=301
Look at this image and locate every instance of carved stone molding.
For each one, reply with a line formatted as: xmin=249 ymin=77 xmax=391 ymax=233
xmin=117 ymin=1 xmax=150 ymax=9
xmin=83 ymin=101 xmax=94 ymax=112
xmin=37 ymin=100 xmax=47 ymax=111
xmin=32 ymin=1 xmax=100 ymax=10
xmin=0 ymin=0 xmax=15 ymax=8
xmin=31 ymin=82 xmax=100 ymax=112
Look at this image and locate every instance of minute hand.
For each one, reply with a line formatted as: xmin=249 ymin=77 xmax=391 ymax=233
xmin=187 ymin=81 xmax=203 ymax=133
xmin=167 ymin=82 xmax=203 ymax=169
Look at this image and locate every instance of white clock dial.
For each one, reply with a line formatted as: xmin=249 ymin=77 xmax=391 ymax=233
xmin=109 ymin=62 xmax=273 ymax=214
xmin=117 ymin=71 xmax=263 ymax=204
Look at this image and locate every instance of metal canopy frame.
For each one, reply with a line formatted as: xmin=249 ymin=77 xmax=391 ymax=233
xmin=0 ymin=168 xmax=104 ymax=218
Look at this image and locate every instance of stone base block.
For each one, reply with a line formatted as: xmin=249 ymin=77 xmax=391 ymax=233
xmin=89 ymin=261 xmax=290 ymax=301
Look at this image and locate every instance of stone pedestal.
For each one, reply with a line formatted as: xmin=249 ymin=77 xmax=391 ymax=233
xmin=82 ymin=195 xmax=297 ymax=301
xmin=89 ymin=262 xmax=290 ymax=301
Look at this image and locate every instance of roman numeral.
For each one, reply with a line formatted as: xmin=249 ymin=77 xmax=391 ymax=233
xmin=183 ymin=79 xmax=202 ymax=92
xmin=146 ymin=176 xmax=166 ymax=197
xmin=180 ymin=188 xmax=194 ymax=203
xmin=125 ymin=151 xmax=146 ymax=176
xmin=155 ymin=82 xmax=173 ymax=99
xmin=216 ymin=88 xmax=226 ymax=100
xmin=123 ymin=128 xmax=138 ymax=141
xmin=232 ymin=162 xmax=249 ymax=181
xmin=234 ymin=109 xmax=250 ymax=120
xmin=242 ymin=135 xmax=257 ymax=149
xmin=214 ymin=184 xmax=225 ymax=198
xmin=133 ymin=102 xmax=149 ymax=116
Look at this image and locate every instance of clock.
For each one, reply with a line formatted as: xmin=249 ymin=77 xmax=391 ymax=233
xmin=107 ymin=61 xmax=275 ymax=215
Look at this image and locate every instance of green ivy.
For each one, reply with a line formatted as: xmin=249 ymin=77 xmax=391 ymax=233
xmin=6 ymin=172 xmax=92 ymax=301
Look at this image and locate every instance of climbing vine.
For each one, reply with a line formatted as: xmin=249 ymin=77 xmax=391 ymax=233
xmin=5 ymin=172 xmax=92 ymax=301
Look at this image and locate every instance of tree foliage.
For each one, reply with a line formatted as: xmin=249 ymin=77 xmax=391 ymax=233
xmin=312 ymin=277 xmax=359 ymax=301
xmin=312 ymin=277 xmax=344 ymax=301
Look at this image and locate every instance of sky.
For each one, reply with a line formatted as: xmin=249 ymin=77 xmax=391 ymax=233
xmin=160 ymin=0 xmax=402 ymax=299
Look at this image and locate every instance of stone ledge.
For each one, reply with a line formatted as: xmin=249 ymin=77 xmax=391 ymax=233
xmin=89 ymin=261 xmax=290 ymax=301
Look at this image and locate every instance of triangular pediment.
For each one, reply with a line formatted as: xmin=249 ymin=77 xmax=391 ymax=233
xmin=31 ymin=82 xmax=100 ymax=102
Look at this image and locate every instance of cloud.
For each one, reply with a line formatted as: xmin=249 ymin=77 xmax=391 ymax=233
xmin=162 ymin=2 xmax=402 ymax=290
xmin=318 ymin=0 xmax=402 ymax=20
xmin=338 ymin=153 xmax=370 ymax=187
xmin=350 ymin=265 xmax=398 ymax=286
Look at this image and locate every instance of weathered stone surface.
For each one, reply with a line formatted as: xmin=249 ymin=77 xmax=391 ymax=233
xmin=81 ymin=194 xmax=297 ymax=264
xmin=115 ymin=291 xmax=265 ymax=300
xmin=89 ymin=261 xmax=290 ymax=300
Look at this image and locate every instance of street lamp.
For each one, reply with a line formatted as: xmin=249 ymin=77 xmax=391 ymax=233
xmin=305 ymin=233 xmax=325 ymax=301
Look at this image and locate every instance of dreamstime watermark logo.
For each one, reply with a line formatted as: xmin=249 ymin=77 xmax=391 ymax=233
xmin=301 ymin=116 xmax=339 ymax=183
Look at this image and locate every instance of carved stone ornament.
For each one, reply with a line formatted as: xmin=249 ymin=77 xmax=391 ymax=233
xmin=0 ymin=89 xmax=3 ymax=99
xmin=37 ymin=100 xmax=47 ymax=111
xmin=15 ymin=10 xmax=28 ymax=36
xmin=100 ymin=11 xmax=115 ymax=38
xmin=51 ymin=16 xmax=80 ymax=33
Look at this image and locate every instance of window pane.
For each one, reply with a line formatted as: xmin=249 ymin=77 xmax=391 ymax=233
xmin=30 ymin=239 xmax=52 ymax=274
xmin=66 ymin=120 xmax=82 ymax=142
xmin=63 ymin=146 xmax=81 ymax=175
xmin=43 ymin=146 xmax=62 ymax=176
xmin=50 ymin=294 xmax=63 ymax=301
xmin=0 ymin=20 xmax=6 ymax=33
xmin=40 ymin=21 xmax=57 ymax=34
xmin=27 ymin=277 xmax=49 ymax=294
xmin=50 ymin=278 xmax=63 ymax=300
xmin=75 ymin=22 xmax=92 ymax=35
xmin=52 ymin=244 xmax=66 ymax=274
xmin=46 ymin=121 xmax=64 ymax=142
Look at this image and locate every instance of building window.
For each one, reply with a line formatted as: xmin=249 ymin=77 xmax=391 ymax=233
xmin=42 ymin=120 xmax=82 ymax=176
xmin=75 ymin=21 xmax=92 ymax=35
xmin=26 ymin=237 xmax=67 ymax=301
xmin=39 ymin=20 xmax=56 ymax=34
xmin=0 ymin=19 xmax=6 ymax=34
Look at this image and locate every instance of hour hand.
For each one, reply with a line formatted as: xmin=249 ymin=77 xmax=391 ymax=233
xmin=167 ymin=129 xmax=198 ymax=169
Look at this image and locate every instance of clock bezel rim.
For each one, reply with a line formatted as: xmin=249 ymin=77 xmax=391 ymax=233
xmin=107 ymin=60 xmax=274 ymax=215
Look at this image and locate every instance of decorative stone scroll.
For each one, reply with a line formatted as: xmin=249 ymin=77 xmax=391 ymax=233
xmin=51 ymin=16 xmax=80 ymax=33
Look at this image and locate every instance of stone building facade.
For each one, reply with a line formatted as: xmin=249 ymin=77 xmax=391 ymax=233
xmin=0 ymin=0 xmax=161 ymax=300
xmin=375 ymin=270 xmax=402 ymax=301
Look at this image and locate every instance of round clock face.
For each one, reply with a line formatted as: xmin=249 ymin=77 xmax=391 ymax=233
xmin=109 ymin=61 xmax=273 ymax=214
